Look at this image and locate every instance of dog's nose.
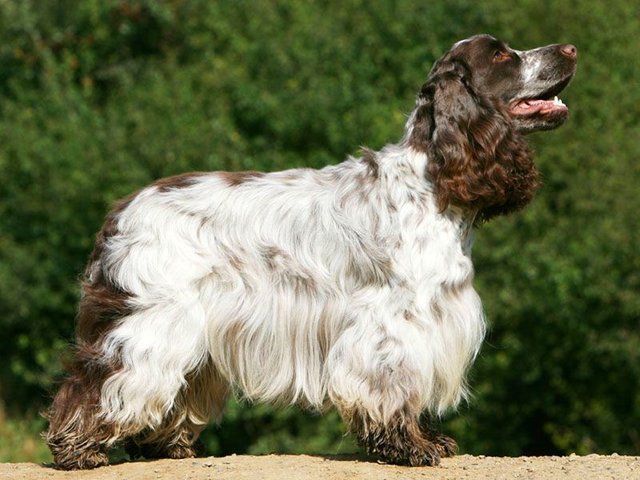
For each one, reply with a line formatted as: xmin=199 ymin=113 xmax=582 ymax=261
xmin=560 ymin=44 xmax=577 ymax=59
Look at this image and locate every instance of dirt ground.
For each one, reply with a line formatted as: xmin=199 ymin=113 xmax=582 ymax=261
xmin=1 ymin=453 xmax=639 ymax=480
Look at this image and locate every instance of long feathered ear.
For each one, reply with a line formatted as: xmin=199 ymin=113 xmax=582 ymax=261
xmin=409 ymin=60 xmax=539 ymax=221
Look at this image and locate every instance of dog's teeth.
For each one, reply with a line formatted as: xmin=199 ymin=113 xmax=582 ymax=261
xmin=553 ymin=96 xmax=565 ymax=106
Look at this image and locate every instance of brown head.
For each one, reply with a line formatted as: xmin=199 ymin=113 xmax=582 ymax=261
xmin=409 ymin=34 xmax=577 ymax=220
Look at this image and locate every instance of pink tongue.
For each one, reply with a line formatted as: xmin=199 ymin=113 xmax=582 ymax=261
xmin=511 ymin=99 xmax=566 ymax=115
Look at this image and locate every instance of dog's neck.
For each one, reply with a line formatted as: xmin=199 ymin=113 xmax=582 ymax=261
xmin=373 ymin=143 xmax=481 ymax=228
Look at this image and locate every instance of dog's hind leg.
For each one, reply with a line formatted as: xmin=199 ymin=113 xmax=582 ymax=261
xmin=125 ymin=362 xmax=229 ymax=460
xmin=46 ymin=345 xmax=120 ymax=470
xmin=47 ymin=292 xmax=211 ymax=469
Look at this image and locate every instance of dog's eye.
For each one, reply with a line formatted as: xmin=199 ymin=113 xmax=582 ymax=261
xmin=493 ymin=50 xmax=512 ymax=63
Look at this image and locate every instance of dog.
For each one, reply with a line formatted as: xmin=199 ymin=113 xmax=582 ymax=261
xmin=46 ymin=34 xmax=576 ymax=469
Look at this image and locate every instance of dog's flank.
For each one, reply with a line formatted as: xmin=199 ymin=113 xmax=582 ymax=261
xmin=46 ymin=34 xmax=576 ymax=469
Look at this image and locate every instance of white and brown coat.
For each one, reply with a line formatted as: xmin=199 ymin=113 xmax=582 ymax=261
xmin=46 ymin=34 xmax=576 ymax=469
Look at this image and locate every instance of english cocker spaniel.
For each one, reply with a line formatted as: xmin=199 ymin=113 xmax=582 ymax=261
xmin=47 ymin=34 xmax=577 ymax=469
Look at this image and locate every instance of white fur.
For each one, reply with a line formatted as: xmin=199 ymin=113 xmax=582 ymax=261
xmin=519 ymin=49 xmax=543 ymax=84
xmin=93 ymin=122 xmax=486 ymax=436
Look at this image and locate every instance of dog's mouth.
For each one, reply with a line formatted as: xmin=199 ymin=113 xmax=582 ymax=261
xmin=508 ymin=76 xmax=573 ymax=118
xmin=507 ymin=74 xmax=574 ymax=133
xmin=509 ymin=95 xmax=567 ymax=117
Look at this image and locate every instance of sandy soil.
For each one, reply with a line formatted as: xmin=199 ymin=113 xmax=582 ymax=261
xmin=1 ymin=454 xmax=638 ymax=480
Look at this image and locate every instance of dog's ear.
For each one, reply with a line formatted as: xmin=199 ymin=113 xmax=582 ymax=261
xmin=409 ymin=59 xmax=539 ymax=221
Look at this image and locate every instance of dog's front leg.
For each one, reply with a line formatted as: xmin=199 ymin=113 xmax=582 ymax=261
xmin=327 ymin=303 xmax=448 ymax=466
xmin=345 ymin=406 xmax=443 ymax=466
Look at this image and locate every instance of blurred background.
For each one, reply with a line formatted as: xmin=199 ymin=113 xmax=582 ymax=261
xmin=0 ymin=0 xmax=638 ymax=463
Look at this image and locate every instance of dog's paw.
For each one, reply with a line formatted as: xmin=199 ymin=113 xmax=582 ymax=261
xmin=53 ymin=448 xmax=109 ymax=470
xmin=432 ymin=433 xmax=458 ymax=458
xmin=407 ymin=441 xmax=442 ymax=467
xmin=374 ymin=439 xmax=442 ymax=467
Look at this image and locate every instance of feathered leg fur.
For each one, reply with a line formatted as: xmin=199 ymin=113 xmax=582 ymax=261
xmin=344 ymin=407 xmax=442 ymax=466
xmin=45 ymin=347 xmax=116 ymax=470
xmin=125 ymin=362 xmax=228 ymax=460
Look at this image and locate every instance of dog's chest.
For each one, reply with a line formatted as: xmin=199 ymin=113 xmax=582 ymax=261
xmin=386 ymin=204 xmax=476 ymax=305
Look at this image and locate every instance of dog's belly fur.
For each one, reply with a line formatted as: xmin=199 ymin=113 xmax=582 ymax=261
xmin=95 ymin=148 xmax=485 ymax=434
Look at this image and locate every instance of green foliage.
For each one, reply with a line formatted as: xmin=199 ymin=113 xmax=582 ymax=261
xmin=201 ymin=399 xmax=357 ymax=457
xmin=0 ymin=410 xmax=50 ymax=463
xmin=0 ymin=0 xmax=638 ymax=462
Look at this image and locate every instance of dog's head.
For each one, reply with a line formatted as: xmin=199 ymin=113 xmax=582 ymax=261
xmin=435 ymin=34 xmax=577 ymax=133
xmin=409 ymin=35 xmax=577 ymax=220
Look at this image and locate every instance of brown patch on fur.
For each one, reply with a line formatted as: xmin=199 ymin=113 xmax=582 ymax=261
xmin=344 ymin=408 xmax=448 ymax=466
xmin=261 ymin=246 xmax=318 ymax=292
xmin=408 ymin=100 xmax=432 ymax=154
xmin=76 ymin=279 xmax=130 ymax=344
xmin=216 ymin=244 xmax=246 ymax=273
xmin=261 ymin=245 xmax=285 ymax=269
xmin=77 ymin=191 xmax=138 ymax=342
xmin=218 ymin=170 xmax=265 ymax=187
xmin=361 ymin=147 xmax=379 ymax=179
xmin=153 ymin=172 xmax=210 ymax=192
xmin=403 ymin=310 xmax=416 ymax=322
xmin=345 ymin=247 xmax=394 ymax=288
xmin=429 ymin=297 xmax=445 ymax=323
